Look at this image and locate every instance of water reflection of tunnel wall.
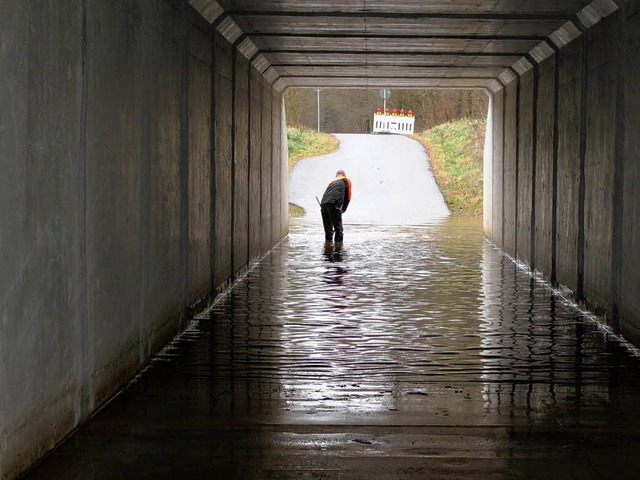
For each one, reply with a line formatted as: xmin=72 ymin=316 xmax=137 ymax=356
xmin=479 ymin=242 xmax=628 ymax=427
xmin=0 ymin=2 xmax=288 ymax=478
xmin=478 ymin=239 xmax=640 ymax=476
xmin=484 ymin=6 xmax=640 ymax=348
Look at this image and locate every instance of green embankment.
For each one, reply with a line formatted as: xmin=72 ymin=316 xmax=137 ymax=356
xmin=412 ymin=118 xmax=486 ymax=215
xmin=288 ymin=126 xmax=339 ymax=217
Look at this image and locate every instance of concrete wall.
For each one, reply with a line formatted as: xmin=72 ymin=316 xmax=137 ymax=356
xmin=503 ymin=81 xmax=518 ymax=254
xmin=555 ymin=39 xmax=584 ymax=294
xmin=261 ymin=80 xmax=274 ymax=254
xmin=0 ymin=1 xmax=288 ymax=477
xmin=620 ymin=2 xmax=640 ymax=344
xmin=516 ymin=68 xmax=534 ymax=266
xmin=534 ymin=56 xmax=556 ymax=278
xmin=486 ymin=5 xmax=640 ymax=346
xmin=233 ymin=53 xmax=250 ymax=274
xmin=584 ymin=16 xmax=616 ymax=315
xmin=482 ymin=96 xmax=494 ymax=236
xmin=490 ymin=90 xmax=504 ymax=246
xmin=213 ymin=32 xmax=233 ymax=290
xmin=249 ymin=68 xmax=263 ymax=262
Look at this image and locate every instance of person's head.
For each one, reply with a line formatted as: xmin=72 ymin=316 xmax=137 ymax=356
xmin=336 ymin=170 xmax=346 ymax=177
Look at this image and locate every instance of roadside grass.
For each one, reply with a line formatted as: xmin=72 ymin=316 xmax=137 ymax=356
xmin=289 ymin=203 xmax=305 ymax=217
xmin=412 ymin=118 xmax=485 ymax=215
xmin=288 ymin=126 xmax=339 ymax=171
xmin=288 ymin=126 xmax=340 ymax=216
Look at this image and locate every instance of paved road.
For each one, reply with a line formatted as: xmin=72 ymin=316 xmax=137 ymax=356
xmin=289 ymin=134 xmax=449 ymax=225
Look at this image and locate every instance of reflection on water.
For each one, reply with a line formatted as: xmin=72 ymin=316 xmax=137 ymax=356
xmin=321 ymin=243 xmax=351 ymax=311
xmin=27 ymin=216 xmax=640 ymax=479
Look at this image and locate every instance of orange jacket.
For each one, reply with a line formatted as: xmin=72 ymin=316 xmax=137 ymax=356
xmin=341 ymin=177 xmax=352 ymax=208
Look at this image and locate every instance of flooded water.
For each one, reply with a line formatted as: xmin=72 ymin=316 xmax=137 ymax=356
xmin=27 ymin=217 xmax=640 ymax=479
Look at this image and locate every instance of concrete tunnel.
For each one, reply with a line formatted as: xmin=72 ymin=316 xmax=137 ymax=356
xmin=1 ymin=0 xmax=639 ymax=477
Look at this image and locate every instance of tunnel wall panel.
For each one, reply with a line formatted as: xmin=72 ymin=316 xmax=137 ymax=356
xmin=272 ymin=93 xmax=282 ymax=245
xmin=0 ymin=1 xmax=287 ymax=477
xmin=214 ymin=33 xmax=233 ymax=290
xmin=261 ymin=81 xmax=273 ymax=254
xmin=249 ymin=67 xmax=263 ymax=262
xmin=0 ymin=2 xmax=84 ymax=477
xmin=502 ymin=81 xmax=517 ymax=254
xmin=555 ymin=39 xmax=583 ymax=293
xmin=620 ymin=5 xmax=640 ymax=345
xmin=483 ymin=95 xmax=494 ymax=237
xmin=233 ymin=54 xmax=250 ymax=274
xmin=583 ymin=16 xmax=616 ymax=316
xmin=490 ymin=90 xmax=504 ymax=247
xmin=146 ymin=1 xmax=184 ymax=356
xmin=534 ymin=56 xmax=556 ymax=277
xmin=85 ymin=0 xmax=149 ymax=412
xmin=280 ymin=96 xmax=289 ymax=238
xmin=516 ymin=69 xmax=534 ymax=266
xmin=272 ymin=92 xmax=288 ymax=241
xmin=188 ymin=27 xmax=212 ymax=304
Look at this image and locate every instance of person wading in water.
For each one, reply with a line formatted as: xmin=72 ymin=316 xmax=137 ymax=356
xmin=320 ymin=170 xmax=352 ymax=246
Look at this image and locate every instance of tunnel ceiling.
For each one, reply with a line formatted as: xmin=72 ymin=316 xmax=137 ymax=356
xmin=190 ymin=0 xmax=619 ymax=91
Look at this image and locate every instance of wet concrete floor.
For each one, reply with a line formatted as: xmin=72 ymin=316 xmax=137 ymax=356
xmin=26 ymin=217 xmax=640 ymax=479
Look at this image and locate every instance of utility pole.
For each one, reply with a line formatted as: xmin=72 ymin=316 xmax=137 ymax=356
xmin=316 ymin=87 xmax=321 ymax=132
xmin=380 ymin=88 xmax=391 ymax=113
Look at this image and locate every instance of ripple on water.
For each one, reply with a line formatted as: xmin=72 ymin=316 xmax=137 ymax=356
xmin=197 ymin=217 xmax=640 ymax=419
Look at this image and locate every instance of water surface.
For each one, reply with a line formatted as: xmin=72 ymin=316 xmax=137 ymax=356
xmin=27 ymin=217 xmax=640 ymax=479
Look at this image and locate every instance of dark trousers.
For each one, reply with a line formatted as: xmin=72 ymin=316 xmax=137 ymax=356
xmin=321 ymin=203 xmax=343 ymax=242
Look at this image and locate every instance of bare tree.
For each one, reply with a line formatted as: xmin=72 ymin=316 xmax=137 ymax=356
xmin=285 ymin=88 xmax=488 ymax=133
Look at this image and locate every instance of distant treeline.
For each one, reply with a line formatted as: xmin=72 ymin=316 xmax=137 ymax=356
xmin=285 ymin=89 xmax=488 ymax=133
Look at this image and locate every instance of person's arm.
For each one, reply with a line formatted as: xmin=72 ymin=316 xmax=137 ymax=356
xmin=341 ymin=179 xmax=352 ymax=213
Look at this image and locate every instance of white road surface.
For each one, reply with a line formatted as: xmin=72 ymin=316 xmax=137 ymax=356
xmin=289 ymin=134 xmax=450 ymax=225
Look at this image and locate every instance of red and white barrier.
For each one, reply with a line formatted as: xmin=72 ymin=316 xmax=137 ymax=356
xmin=372 ymin=108 xmax=415 ymax=134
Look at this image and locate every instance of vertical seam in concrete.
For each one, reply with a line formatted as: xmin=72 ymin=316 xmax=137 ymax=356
xmin=247 ymin=64 xmax=252 ymax=265
xmin=514 ymin=73 xmax=521 ymax=260
xmin=551 ymin=44 xmax=560 ymax=286
xmin=230 ymin=36 xmax=245 ymax=279
xmin=270 ymin=89 xmax=274 ymax=246
xmin=507 ymin=66 xmax=521 ymax=260
xmin=259 ymin=80 xmax=264 ymax=255
xmin=490 ymin=84 xmax=505 ymax=248
xmin=577 ymin=29 xmax=588 ymax=301
xmin=209 ymin=30 xmax=217 ymax=300
xmin=527 ymin=55 xmax=539 ymax=271
xmin=78 ymin=0 xmax=92 ymax=419
xmin=501 ymin=83 xmax=507 ymax=248
xmin=272 ymin=95 xmax=282 ymax=243
xmin=179 ymin=0 xmax=190 ymax=325
xmin=257 ymin=78 xmax=262 ymax=256
xmin=210 ymin=0 xmax=232 ymax=296
xmin=611 ymin=5 xmax=627 ymax=331
xmin=277 ymin=95 xmax=282 ymax=240
xmin=230 ymin=46 xmax=237 ymax=280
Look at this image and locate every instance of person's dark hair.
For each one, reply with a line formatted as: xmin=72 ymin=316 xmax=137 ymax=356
xmin=336 ymin=170 xmax=346 ymax=176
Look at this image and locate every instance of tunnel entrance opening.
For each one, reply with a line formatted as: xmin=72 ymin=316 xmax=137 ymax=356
xmin=284 ymin=87 xmax=488 ymax=222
